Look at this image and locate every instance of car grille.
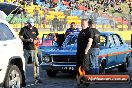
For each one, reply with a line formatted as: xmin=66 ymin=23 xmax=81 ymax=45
xmin=53 ymin=56 xmax=76 ymax=63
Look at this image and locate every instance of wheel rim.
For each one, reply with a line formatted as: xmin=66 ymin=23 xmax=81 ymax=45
xmin=9 ymin=70 xmax=21 ymax=88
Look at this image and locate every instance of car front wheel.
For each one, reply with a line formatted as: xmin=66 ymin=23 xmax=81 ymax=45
xmin=4 ymin=65 xmax=22 ymax=88
xmin=46 ymin=70 xmax=57 ymax=77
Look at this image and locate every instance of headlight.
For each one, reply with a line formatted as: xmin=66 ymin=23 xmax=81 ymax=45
xmin=42 ymin=56 xmax=50 ymax=63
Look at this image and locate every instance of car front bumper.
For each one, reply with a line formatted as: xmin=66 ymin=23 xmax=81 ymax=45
xmin=40 ymin=62 xmax=76 ymax=71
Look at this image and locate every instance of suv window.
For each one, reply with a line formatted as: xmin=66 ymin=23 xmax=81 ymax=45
xmin=0 ymin=23 xmax=14 ymax=40
xmin=112 ymin=34 xmax=123 ymax=46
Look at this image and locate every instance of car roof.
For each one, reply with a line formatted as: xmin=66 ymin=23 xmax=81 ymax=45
xmin=100 ymin=32 xmax=117 ymax=36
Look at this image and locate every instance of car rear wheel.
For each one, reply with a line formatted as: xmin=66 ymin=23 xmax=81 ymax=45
xmin=46 ymin=70 xmax=57 ymax=77
xmin=4 ymin=65 xmax=22 ymax=88
xmin=126 ymin=57 xmax=130 ymax=67
xmin=118 ymin=62 xmax=128 ymax=72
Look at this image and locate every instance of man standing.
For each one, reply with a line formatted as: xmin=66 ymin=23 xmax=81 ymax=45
xmin=19 ymin=18 xmax=42 ymax=84
xmin=76 ymin=18 xmax=93 ymax=74
xmin=52 ymin=16 xmax=59 ymax=32
xmin=87 ymin=19 xmax=100 ymax=74
xmin=76 ymin=19 xmax=100 ymax=74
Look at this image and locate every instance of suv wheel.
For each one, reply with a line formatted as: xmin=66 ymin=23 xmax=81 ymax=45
xmin=4 ymin=65 xmax=22 ymax=88
xmin=46 ymin=70 xmax=57 ymax=77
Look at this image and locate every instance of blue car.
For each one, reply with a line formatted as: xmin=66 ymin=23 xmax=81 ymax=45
xmin=38 ymin=32 xmax=132 ymax=77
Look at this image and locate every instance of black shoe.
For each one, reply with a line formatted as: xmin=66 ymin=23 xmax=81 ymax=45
xmin=35 ymin=79 xmax=42 ymax=84
xmin=22 ymin=82 xmax=26 ymax=87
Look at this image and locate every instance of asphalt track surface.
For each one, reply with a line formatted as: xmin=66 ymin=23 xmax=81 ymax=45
xmin=25 ymin=41 xmax=132 ymax=88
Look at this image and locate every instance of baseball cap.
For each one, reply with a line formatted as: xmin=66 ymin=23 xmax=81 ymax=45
xmin=27 ymin=18 xmax=35 ymax=26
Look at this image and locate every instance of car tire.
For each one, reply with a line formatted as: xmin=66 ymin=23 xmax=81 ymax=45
xmin=99 ymin=60 xmax=106 ymax=74
xmin=4 ymin=65 xmax=22 ymax=88
xmin=118 ymin=62 xmax=128 ymax=72
xmin=126 ymin=56 xmax=130 ymax=67
xmin=46 ymin=70 xmax=57 ymax=77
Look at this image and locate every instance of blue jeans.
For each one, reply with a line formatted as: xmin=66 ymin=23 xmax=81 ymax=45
xmin=24 ymin=49 xmax=40 ymax=80
xmin=89 ymin=48 xmax=100 ymax=74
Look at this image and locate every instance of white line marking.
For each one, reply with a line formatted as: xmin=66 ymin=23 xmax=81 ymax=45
xmin=27 ymin=83 xmax=35 ymax=87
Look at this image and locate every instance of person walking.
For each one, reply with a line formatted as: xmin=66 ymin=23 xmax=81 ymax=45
xmin=19 ymin=18 xmax=42 ymax=84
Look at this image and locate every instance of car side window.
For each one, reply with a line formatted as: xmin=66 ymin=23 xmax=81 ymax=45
xmin=112 ymin=34 xmax=123 ymax=47
xmin=100 ymin=35 xmax=107 ymax=46
xmin=108 ymin=35 xmax=115 ymax=47
xmin=0 ymin=23 xmax=14 ymax=40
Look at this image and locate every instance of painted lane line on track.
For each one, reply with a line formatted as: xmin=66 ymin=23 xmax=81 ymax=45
xmin=26 ymin=83 xmax=35 ymax=87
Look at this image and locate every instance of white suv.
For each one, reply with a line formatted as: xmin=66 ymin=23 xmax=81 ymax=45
xmin=0 ymin=19 xmax=26 ymax=87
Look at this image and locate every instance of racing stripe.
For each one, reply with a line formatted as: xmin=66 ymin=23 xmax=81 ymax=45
xmin=99 ymin=50 xmax=132 ymax=59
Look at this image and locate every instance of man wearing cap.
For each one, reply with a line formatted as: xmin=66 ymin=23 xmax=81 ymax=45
xmin=19 ymin=18 xmax=42 ymax=84
xmin=76 ymin=19 xmax=100 ymax=74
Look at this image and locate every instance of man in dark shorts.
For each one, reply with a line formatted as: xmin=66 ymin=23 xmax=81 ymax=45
xmin=76 ymin=18 xmax=93 ymax=74
xmin=76 ymin=19 xmax=100 ymax=74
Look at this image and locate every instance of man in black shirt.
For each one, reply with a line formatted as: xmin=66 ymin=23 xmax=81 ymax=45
xmin=76 ymin=18 xmax=93 ymax=74
xmin=76 ymin=19 xmax=100 ymax=74
xmin=88 ymin=19 xmax=100 ymax=74
xmin=19 ymin=18 xmax=42 ymax=84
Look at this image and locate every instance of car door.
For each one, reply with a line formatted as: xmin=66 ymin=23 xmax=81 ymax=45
xmin=112 ymin=34 xmax=128 ymax=64
xmin=0 ymin=23 xmax=18 ymax=67
xmin=0 ymin=26 xmax=7 ymax=70
xmin=106 ymin=35 xmax=117 ymax=68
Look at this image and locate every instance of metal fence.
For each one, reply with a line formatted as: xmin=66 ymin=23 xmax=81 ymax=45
xmin=7 ymin=11 xmax=132 ymax=32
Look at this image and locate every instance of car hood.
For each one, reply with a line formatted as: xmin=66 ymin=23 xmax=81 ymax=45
xmin=39 ymin=45 xmax=59 ymax=51
xmin=40 ymin=44 xmax=109 ymax=56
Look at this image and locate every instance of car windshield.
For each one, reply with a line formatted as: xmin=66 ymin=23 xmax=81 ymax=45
xmin=63 ymin=33 xmax=107 ymax=47
xmin=63 ymin=35 xmax=77 ymax=46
